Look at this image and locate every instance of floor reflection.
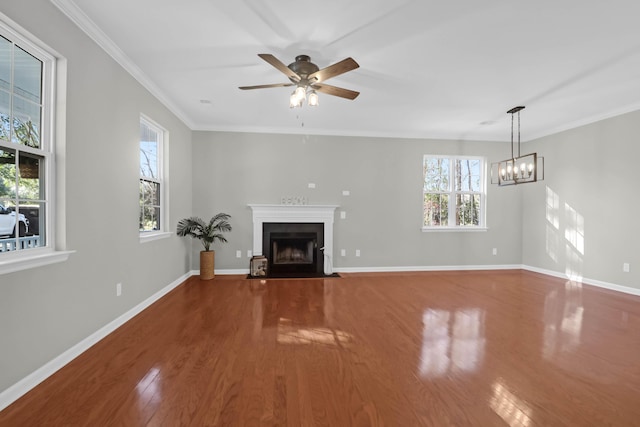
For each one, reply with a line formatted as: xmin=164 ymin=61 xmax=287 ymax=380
xmin=276 ymin=318 xmax=352 ymax=346
xmin=251 ymin=279 xmax=351 ymax=346
xmin=489 ymin=378 xmax=533 ymax=427
xmin=543 ymin=281 xmax=584 ymax=360
xmin=419 ymin=308 xmax=486 ymax=378
xmin=135 ymin=366 xmax=162 ymax=411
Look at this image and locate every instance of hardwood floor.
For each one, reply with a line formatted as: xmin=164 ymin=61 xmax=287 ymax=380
xmin=1 ymin=270 xmax=640 ymax=426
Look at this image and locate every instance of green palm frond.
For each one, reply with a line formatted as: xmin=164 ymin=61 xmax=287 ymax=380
xmin=176 ymin=213 xmax=232 ymax=251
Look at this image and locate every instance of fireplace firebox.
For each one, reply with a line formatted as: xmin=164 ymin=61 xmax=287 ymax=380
xmin=262 ymin=223 xmax=324 ymax=277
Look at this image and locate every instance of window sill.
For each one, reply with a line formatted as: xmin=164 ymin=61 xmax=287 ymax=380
xmin=0 ymin=248 xmax=75 ymax=275
xmin=422 ymin=227 xmax=488 ymax=233
xmin=139 ymin=231 xmax=172 ymax=244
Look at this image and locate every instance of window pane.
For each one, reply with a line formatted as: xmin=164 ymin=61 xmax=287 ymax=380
xmin=13 ymin=97 xmax=40 ymax=148
xmin=140 ymin=122 xmax=158 ymax=179
xmin=455 ymin=159 xmax=481 ymax=192
xmin=456 ymin=194 xmax=480 ymax=226
xmin=140 ymin=206 xmax=159 ymax=231
xmin=0 ymin=36 xmax=10 ymax=92
xmin=20 ymin=201 xmax=43 ymax=240
xmin=0 ymin=198 xmax=17 ymax=245
xmin=0 ymin=90 xmax=10 ymax=141
xmin=0 ymin=147 xmax=16 ymax=199
xmin=0 ymin=148 xmax=43 ymax=249
xmin=139 ymin=179 xmax=160 ymax=231
xmin=140 ymin=179 xmax=159 ymax=206
xmin=14 ymin=44 xmax=42 ymax=104
xmin=424 ymin=157 xmax=450 ymax=192
xmin=18 ymin=152 xmax=42 ymax=200
xmin=424 ymin=193 xmax=449 ymax=226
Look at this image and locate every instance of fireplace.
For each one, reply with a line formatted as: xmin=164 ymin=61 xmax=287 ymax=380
xmin=249 ymin=204 xmax=338 ymax=275
xmin=263 ymin=223 xmax=324 ymax=276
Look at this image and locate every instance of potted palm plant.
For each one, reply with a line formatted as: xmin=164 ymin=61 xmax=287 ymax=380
xmin=176 ymin=213 xmax=232 ymax=280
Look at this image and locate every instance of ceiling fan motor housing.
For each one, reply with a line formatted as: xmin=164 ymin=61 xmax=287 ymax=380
xmin=288 ymin=55 xmax=319 ymax=83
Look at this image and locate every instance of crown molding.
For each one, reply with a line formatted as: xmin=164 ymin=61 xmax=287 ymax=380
xmin=50 ymin=0 xmax=195 ymax=129
xmin=526 ymin=102 xmax=640 ymax=142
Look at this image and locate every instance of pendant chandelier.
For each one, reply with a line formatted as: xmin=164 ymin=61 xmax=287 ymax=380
xmin=491 ymin=106 xmax=544 ymax=186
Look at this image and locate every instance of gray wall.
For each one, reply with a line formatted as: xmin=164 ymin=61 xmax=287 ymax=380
xmin=0 ymin=2 xmax=193 ymax=392
xmin=3 ymin=0 xmax=639 ymax=404
xmin=192 ymin=131 xmax=524 ymax=271
xmin=522 ymin=110 xmax=640 ymax=289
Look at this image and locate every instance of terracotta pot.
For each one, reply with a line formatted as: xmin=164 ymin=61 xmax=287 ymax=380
xmin=200 ymin=250 xmax=215 ymax=280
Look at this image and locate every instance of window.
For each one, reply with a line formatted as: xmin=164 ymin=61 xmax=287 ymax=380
xmin=0 ymin=23 xmax=53 ymax=255
xmin=422 ymin=155 xmax=486 ymax=230
xmin=139 ymin=116 xmax=167 ymax=236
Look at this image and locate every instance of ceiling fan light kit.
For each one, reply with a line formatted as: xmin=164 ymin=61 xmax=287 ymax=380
xmin=240 ymin=54 xmax=360 ymax=108
xmin=491 ymin=106 xmax=544 ymax=186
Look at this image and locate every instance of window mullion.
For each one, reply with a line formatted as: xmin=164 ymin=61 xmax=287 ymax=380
xmin=449 ymin=160 xmax=456 ymax=226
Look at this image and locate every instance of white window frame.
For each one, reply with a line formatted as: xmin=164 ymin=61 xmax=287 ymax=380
xmin=139 ymin=114 xmax=170 ymax=243
xmin=0 ymin=13 xmax=72 ymax=275
xmin=422 ymin=154 xmax=487 ymax=232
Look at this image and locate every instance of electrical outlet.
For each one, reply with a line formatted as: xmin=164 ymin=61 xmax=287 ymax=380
xmin=342 ymin=190 xmax=350 ymax=196
xmin=341 ymin=249 xmax=346 ymax=257
xmin=247 ymin=250 xmax=252 ymax=258
xmin=116 ymin=283 xmax=122 ymax=297
xmin=308 ymin=183 xmax=316 ymax=189
xmin=355 ymin=249 xmax=361 ymax=257
xmin=492 ymin=248 xmax=497 ymax=255
xmin=623 ymin=263 xmax=630 ymax=273
xmin=340 ymin=211 xmax=347 ymax=219
xmin=236 ymin=250 xmax=242 ymax=258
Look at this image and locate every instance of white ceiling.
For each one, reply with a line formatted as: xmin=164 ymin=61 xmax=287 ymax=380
xmin=56 ymin=0 xmax=640 ymax=142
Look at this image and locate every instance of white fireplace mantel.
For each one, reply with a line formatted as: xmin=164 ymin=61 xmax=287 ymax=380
xmin=248 ymin=204 xmax=338 ymax=275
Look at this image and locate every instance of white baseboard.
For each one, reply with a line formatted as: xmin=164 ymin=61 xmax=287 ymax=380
xmin=522 ymin=265 xmax=640 ymax=297
xmin=334 ymin=264 xmax=522 ymax=273
xmin=214 ymin=268 xmax=250 ymax=275
xmin=190 ymin=269 xmax=250 ymax=276
xmin=333 ymin=264 xmax=640 ymax=297
xmin=0 ymin=271 xmax=194 ymax=412
xmin=216 ymin=265 xmax=520 ymax=275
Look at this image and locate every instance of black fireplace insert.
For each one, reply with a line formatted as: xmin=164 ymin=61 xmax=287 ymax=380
xmin=262 ymin=222 xmax=325 ymax=277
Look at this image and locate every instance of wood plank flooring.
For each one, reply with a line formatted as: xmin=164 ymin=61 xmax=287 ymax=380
xmin=1 ymin=270 xmax=640 ymax=426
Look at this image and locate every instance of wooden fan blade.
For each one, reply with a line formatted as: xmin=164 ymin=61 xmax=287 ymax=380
xmin=311 ymin=83 xmax=359 ymax=100
xmin=258 ymin=54 xmax=301 ymax=82
xmin=239 ymin=83 xmax=294 ymax=90
xmin=308 ymin=57 xmax=359 ymax=83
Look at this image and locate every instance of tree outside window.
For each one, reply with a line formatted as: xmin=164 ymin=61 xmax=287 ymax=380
xmin=423 ymin=155 xmax=485 ymax=229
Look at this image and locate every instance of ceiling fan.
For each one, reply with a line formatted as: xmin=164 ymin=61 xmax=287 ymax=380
xmin=239 ymin=54 xmax=360 ymax=107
